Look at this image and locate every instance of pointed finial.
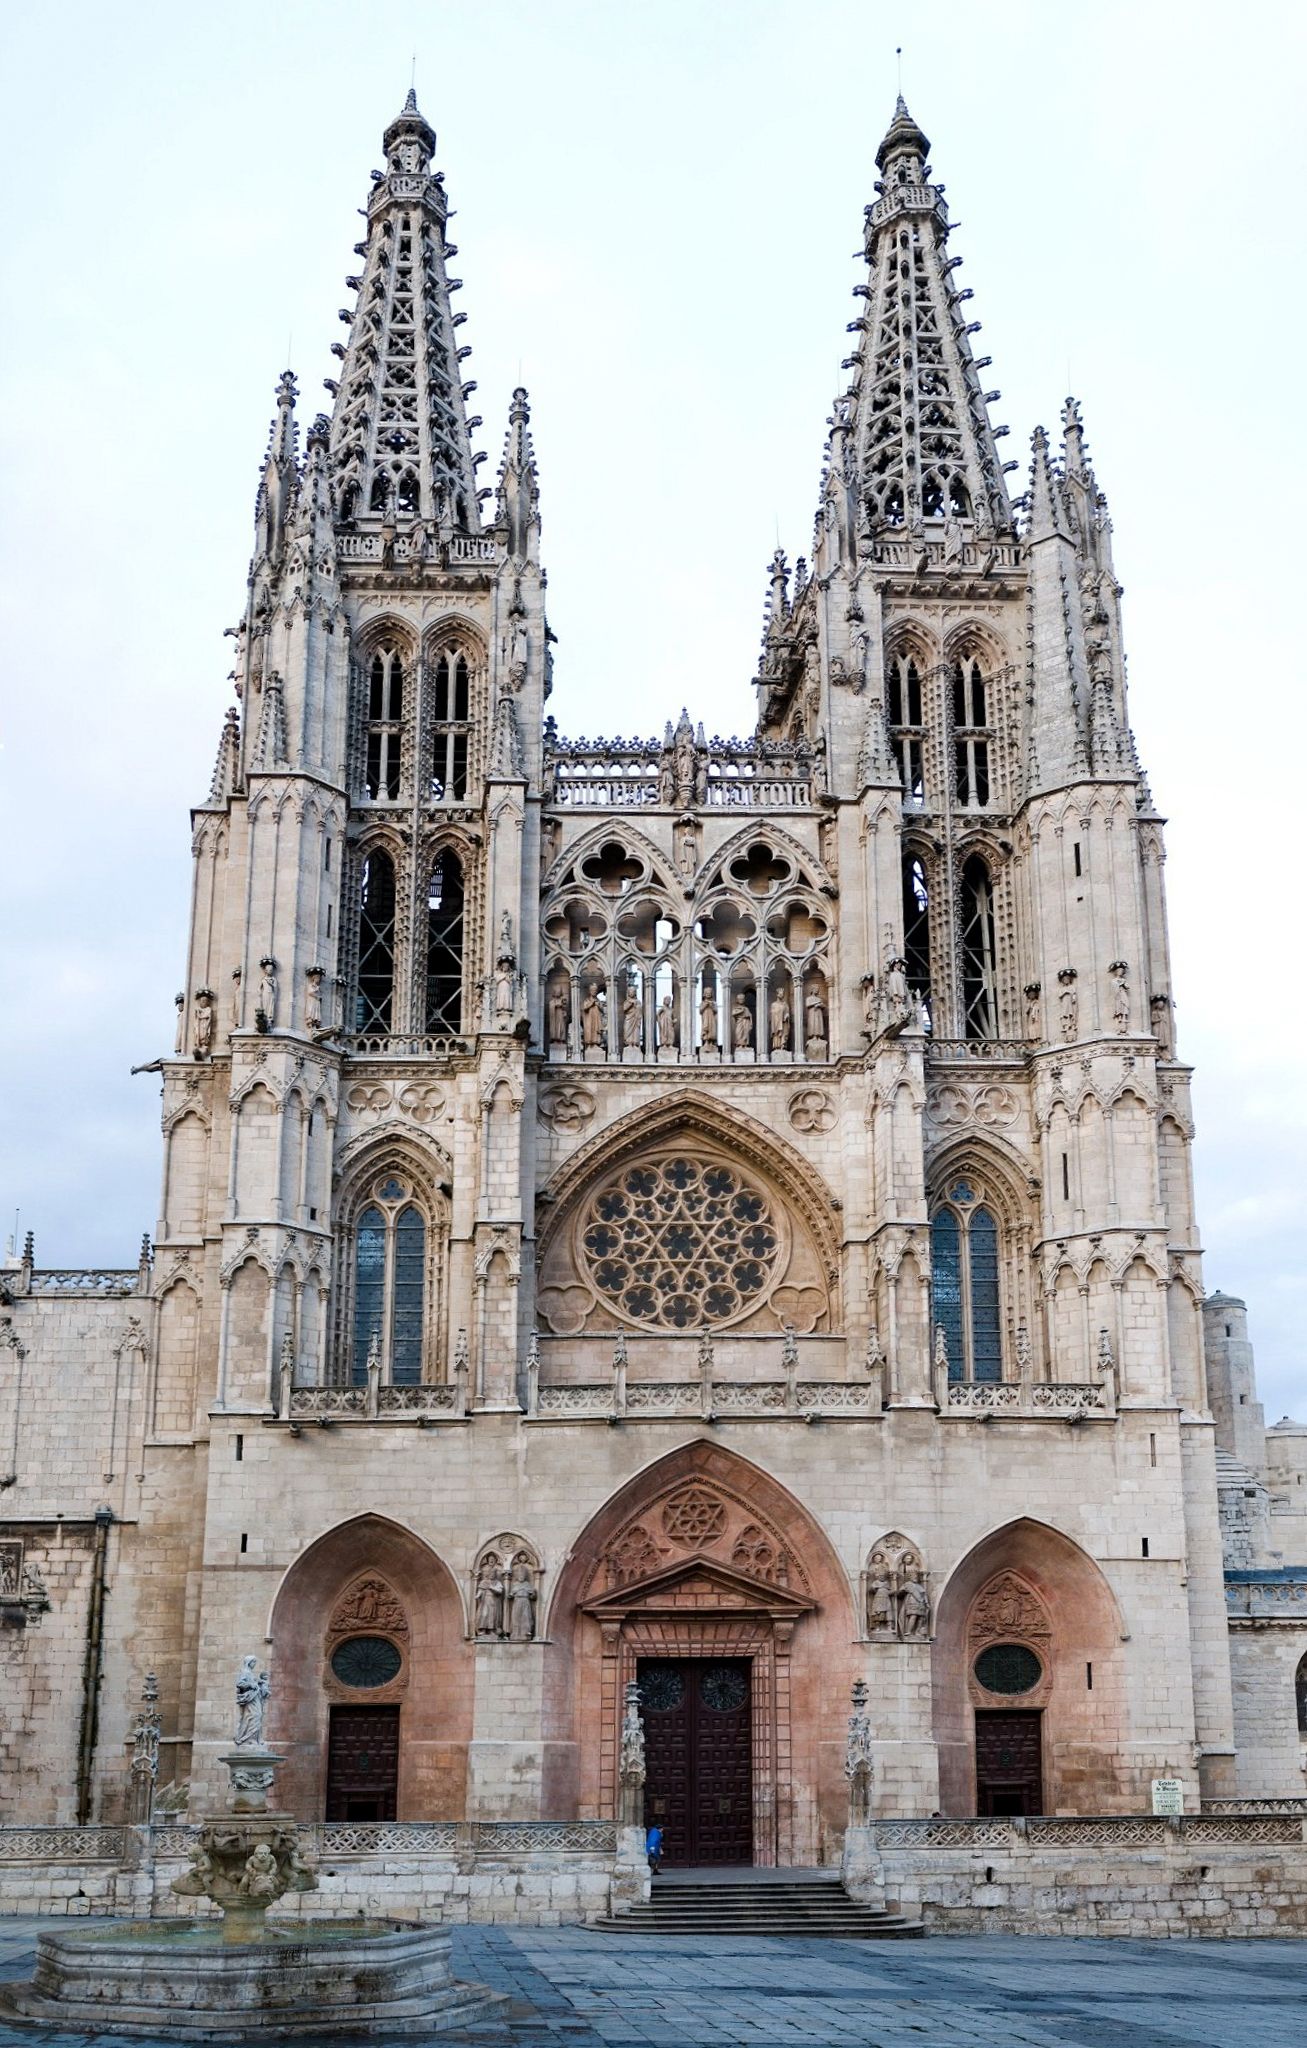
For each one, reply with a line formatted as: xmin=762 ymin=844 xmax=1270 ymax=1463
xmin=875 ymin=96 xmax=930 ymax=172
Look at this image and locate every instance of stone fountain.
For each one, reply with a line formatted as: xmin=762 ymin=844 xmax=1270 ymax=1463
xmin=1 ymin=1657 xmax=502 ymax=2038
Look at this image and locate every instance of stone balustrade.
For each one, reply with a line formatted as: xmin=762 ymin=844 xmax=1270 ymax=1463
xmin=531 ymin=1376 xmax=879 ymax=1422
xmin=940 ymin=1376 xmax=1114 ymax=1421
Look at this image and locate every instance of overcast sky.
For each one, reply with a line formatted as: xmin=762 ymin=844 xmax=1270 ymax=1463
xmin=1 ymin=1 xmax=1303 ymax=1420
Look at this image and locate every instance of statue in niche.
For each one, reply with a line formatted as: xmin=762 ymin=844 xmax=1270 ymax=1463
xmin=699 ymin=984 xmax=718 ymax=1047
xmin=547 ymin=979 xmax=570 ymax=1046
xmin=474 ymin=1556 xmax=506 ymax=1638
xmin=507 ymin=1558 xmax=538 ymax=1641
xmin=622 ymin=986 xmax=642 ymax=1050
xmin=1110 ymin=960 xmax=1131 ymax=1033
xmin=673 ymin=721 xmax=697 ymax=808
xmin=865 ymin=1551 xmax=894 ymax=1637
xmin=860 ymin=974 xmax=878 ymax=1037
xmin=769 ymin=987 xmax=792 ymax=1051
xmin=1058 ymin=969 xmax=1078 ymax=1043
xmin=234 ymin=1655 xmax=269 ymax=1748
xmin=656 ymin=993 xmax=676 ymax=1049
xmin=508 ymin=616 xmax=529 ymax=689
xmin=866 ymin=1537 xmax=929 ymax=1641
xmin=581 ymin=986 xmax=605 ymax=1050
xmin=230 ymin=966 xmax=243 ymax=1032
xmin=675 ymin=817 xmax=698 ymax=881
xmin=885 ymin=957 xmax=909 ymax=1026
xmin=192 ymin=989 xmax=215 ymax=1059
xmin=174 ymin=992 xmax=185 ymax=1056
xmin=256 ymin=957 xmax=278 ymax=1032
xmin=1024 ymin=981 xmax=1042 ymax=1040
xmin=1151 ymin=992 xmax=1174 ymax=1058
xmin=305 ymin=967 xmax=324 ymax=1033
xmin=898 ymin=1558 xmax=930 ymax=1639
xmin=731 ymin=995 xmax=752 ymax=1050
xmin=804 ymin=978 xmax=827 ymax=1050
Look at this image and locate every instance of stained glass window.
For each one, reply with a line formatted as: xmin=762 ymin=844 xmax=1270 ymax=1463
xmin=350 ymin=1178 xmax=428 ymax=1386
xmin=975 ymin=1643 xmax=1041 ymax=1695
xmin=931 ymin=1191 xmax=1003 ymax=1383
xmin=391 ymin=1208 xmax=425 ymax=1385
xmin=579 ymin=1157 xmax=781 ymax=1330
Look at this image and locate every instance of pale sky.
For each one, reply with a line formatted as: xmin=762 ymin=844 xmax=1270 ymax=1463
xmin=1 ymin=0 xmax=1303 ymax=1420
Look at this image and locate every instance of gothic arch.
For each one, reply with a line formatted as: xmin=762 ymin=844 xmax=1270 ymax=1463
xmin=882 ymin=617 xmax=938 ymax=666
xmin=540 ymin=1441 xmax=857 ymax=1862
xmin=330 ymin=1131 xmax=452 ymax=1385
xmin=352 ymin=612 xmax=418 ymax=664
xmin=924 ymin=1131 xmax=1034 ymax=1229
xmin=267 ymin=1513 xmax=470 ymax=1821
xmin=540 ymin=820 xmax=680 ymax=902
xmin=931 ymin=1516 xmax=1131 ymax=1814
xmin=421 ymin=616 xmax=488 ymax=662
xmin=697 ymin=821 xmax=836 ymax=901
xmin=940 ymin=619 xmax=1012 ymax=670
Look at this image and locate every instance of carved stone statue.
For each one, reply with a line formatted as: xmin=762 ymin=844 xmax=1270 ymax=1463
xmin=507 ymin=1558 xmax=538 ymax=1642
xmin=474 ymin=1556 xmax=506 ymax=1638
xmin=845 ymin=1678 xmax=874 ymax=1826
xmin=1023 ymin=981 xmax=1042 ymax=1040
xmin=1151 ymin=991 xmax=1174 ymax=1058
xmin=240 ymin=1843 xmax=280 ymax=1901
xmin=174 ymin=992 xmax=185 ymax=1056
xmin=656 ymin=993 xmax=676 ymax=1049
xmin=622 ymin=986 xmax=642 ymax=1050
xmin=617 ymin=1678 xmax=646 ymax=1826
xmin=1111 ymin=961 xmax=1131 ymax=1033
xmin=885 ymin=957 xmax=909 ymax=1024
xmin=256 ymin=957 xmax=278 ymax=1032
xmin=865 ymin=1551 xmax=894 ymax=1637
xmin=193 ymin=989 xmax=215 ymax=1059
xmin=581 ymin=986 xmax=605 ymax=1050
xmin=699 ymin=984 xmax=718 ymax=1047
xmin=1058 ymin=969 xmax=1078 ymax=1042
xmin=898 ymin=1558 xmax=930 ymax=1639
xmin=731 ymin=995 xmax=752 ymax=1050
xmin=861 ymin=975 xmax=878 ymax=1037
xmin=866 ymin=1537 xmax=929 ymax=1640
xmin=234 ymin=1655 xmax=269 ymax=1749
xmin=230 ymin=965 xmax=243 ymax=1031
xmin=548 ymin=978 xmax=570 ymax=1045
xmin=803 ymin=979 xmax=827 ymax=1050
xmin=769 ymin=988 xmax=792 ymax=1051
xmin=304 ymin=966 xmax=324 ymax=1033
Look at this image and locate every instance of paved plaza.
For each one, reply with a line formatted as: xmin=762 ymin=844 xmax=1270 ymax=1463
xmin=0 ymin=1919 xmax=1304 ymax=2047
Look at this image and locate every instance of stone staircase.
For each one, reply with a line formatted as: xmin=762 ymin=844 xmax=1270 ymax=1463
xmin=594 ymin=1873 xmax=924 ymax=1939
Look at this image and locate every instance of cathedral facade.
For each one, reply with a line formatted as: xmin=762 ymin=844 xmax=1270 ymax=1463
xmin=3 ymin=93 xmax=1305 ymax=1870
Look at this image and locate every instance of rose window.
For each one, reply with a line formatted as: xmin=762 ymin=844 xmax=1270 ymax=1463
xmin=579 ymin=1157 xmax=782 ymax=1329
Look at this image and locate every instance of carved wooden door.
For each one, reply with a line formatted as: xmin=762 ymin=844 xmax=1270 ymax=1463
xmin=639 ymin=1659 xmax=753 ymax=1865
xmin=325 ymin=1703 xmax=400 ymax=1820
xmin=974 ymin=1709 xmax=1043 ymax=1816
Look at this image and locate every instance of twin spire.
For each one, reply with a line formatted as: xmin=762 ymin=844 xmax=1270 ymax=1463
xmin=828 ymin=97 xmax=1015 ymax=546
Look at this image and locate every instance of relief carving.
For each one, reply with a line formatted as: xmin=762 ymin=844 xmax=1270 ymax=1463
xmin=471 ymin=1536 xmax=542 ymax=1641
xmin=865 ymin=1533 xmax=930 ymax=1640
xmin=968 ymin=1570 xmax=1050 ymax=1647
xmin=327 ymin=1574 xmax=410 ymax=1644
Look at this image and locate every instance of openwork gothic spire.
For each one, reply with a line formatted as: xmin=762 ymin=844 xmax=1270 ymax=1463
xmin=839 ymin=100 xmax=1014 ymax=541
xmin=326 ymin=91 xmax=485 ymax=533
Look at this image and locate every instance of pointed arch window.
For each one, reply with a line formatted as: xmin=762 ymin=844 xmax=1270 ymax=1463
xmin=430 ymin=649 xmax=470 ymax=801
xmin=886 ymin=651 xmax=925 ymax=803
xmin=931 ymin=1179 xmax=1002 ymax=1382
xmin=960 ymin=855 xmax=998 ymax=1041
xmin=356 ymin=849 xmax=396 ymax=1033
xmin=952 ymin=653 xmax=992 ymax=807
xmin=1297 ymin=1652 xmax=1307 ymax=1736
xmin=425 ymin=849 xmax=465 ymax=1034
xmin=350 ymin=1174 xmax=427 ymax=1385
xmin=902 ymin=852 xmax=932 ymax=1027
xmin=366 ymin=642 xmax=405 ymax=800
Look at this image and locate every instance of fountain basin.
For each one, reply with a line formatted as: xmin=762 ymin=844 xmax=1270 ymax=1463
xmin=0 ymin=1917 xmax=504 ymax=2038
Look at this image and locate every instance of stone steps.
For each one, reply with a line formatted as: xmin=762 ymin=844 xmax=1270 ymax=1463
xmin=594 ymin=1877 xmax=925 ymax=1939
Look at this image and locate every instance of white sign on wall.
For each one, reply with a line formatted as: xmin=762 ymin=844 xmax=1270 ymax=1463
xmin=1150 ymin=1778 xmax=1185 ymax=1815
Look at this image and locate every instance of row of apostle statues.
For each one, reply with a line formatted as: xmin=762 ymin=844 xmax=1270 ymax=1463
xmin=547 ymin=975 xmax=829 ymax=1054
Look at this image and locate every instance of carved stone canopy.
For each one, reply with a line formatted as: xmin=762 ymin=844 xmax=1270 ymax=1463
xmin=581 ymin=1553 xmax=815 ymax=1626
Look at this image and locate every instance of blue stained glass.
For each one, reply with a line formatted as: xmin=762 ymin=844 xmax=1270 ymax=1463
xmin=930 ymin=1209 xmax=964 ymax=1383
xmin=352 ymin=1207 xmax=386 ymax=1386
xmin=969 ymin=1208 xmax=1002 ymax=1383
xmin=391 ymin=1207 xmax=425 ymax=1385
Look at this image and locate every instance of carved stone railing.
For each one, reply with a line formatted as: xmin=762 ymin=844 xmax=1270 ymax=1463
xmin=471 ymin=1822 xmax=616 ymax=1856
xmin=532 ymin=1377 xmax=878 ymax=1422
xmin=0 ymin=1826 xmax=127 ymax=1861
xmin=24 ymin=1269 xmax=140 ymax=1298
xmin=926 ymin=1038 xmax=1031 ymax=1063
xmin=873 ymin=1813 xmax=1307 ymax=1850
xmin=304 ymin=1821 xmax=461 ymax=1856
xmin=1224 ymin=1570 xmax=1307 ymax=1618
xmin=941 ymin=1377 xmax=1114 ymax=1421
xmin=285 ymin=1382 xmax=465 ymax=1424
xmin=345 ymin=1032 xmax=464 ymax=1058
xmin=336 ymin=532 xmax=499 ymax=567
xmin=1201 ymin=1798 xmax=1307 ymax=1814
xmin=545 ymin=734 xmax=817 ymax=811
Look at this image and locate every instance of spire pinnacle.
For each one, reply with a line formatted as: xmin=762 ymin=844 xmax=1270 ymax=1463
xmin=328 ymin=96 xmax=483 ymax=533
xmin=832 ymin=103 xmax=1014 ymax=545
xmin=496 ymin=386 xmax=540 ymax=559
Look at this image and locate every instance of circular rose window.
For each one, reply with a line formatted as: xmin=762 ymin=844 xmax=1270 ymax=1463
xmin=330 ymin=1635 xmax=403 ymax=1688
xmin=640 ymin=1664 xmax=687 ymax=1712
xmin=579 ymin=1157 xmax=781 ymax=1329
xmin=973 ymin=1643 xmax=1042 ymax=1695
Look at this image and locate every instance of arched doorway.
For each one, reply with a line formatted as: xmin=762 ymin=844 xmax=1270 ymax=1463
xmin=931 ymin=1518 xmax=1129 ymax=1815
xmin=267 ymin=1514 xmax=471 ymax=1820
xmin=544 ymin=1442 xmax=856 ymax=1867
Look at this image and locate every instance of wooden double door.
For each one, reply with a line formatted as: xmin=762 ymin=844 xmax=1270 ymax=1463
xmin=974 ymin=1708 xmax=1043 ymax=1816
xmin=639 ymin=1658 xmax=753 ymax=1866
xmin=325 ymin=1703 xmax=399 ymax=1821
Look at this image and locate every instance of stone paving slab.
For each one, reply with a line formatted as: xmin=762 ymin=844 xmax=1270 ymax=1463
xmin=0 ymin=1922 xmax=1303 ymax=2046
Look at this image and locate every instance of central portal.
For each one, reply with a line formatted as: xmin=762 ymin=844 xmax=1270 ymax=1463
xmin=639 ymin=1658 xmax=753 ymax=1866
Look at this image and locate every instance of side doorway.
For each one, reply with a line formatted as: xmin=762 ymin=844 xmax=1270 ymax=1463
xmin=974 ymin=1708 xmax=1043 ymax=1816
xmin=325 ymin=1702 xmax=400 ymax=1821
xmin=639 ymin=1659 xmax=753 ymax=1866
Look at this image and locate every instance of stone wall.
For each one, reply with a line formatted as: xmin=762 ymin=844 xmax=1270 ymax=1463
xmin=864 ymin=1813 xmax=1307 ymax=1937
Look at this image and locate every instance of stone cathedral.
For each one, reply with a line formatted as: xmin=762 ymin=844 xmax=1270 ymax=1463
xmin=3 ymin=93 xmax=1305 ymax=1878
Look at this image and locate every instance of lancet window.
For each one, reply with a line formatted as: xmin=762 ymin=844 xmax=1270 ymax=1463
xmin=429 ymin=649 xmax=471 ymax=801
xmin=356 ymin=849 xmax=397 ymax=1032
xmin=931 ymin=1178 xmax=1002 ymax=1383
xmin=886 ymin=650 xmax=926 ymax=803
xmin=1297 ymin=1653 xmax=1307 ymax=1737
xmin=960 ymin=855 xmax=998 ymax=1041
xmin=952 ymin=653 xmax=992 ymax=807
xmin=424 ymin=849 xmax=465 ymax=1034
xmin=541 ymin=834 xmax=832 ymax=1064
xmin=342 ymin=1169 xmax=439 ymax=1386
xmin=365 ymin=642 xmax=405 ymax=800
xmin=902 ymin=851 xmax=932 ymax=1028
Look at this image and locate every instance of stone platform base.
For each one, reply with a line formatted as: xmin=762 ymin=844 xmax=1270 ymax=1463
xmin=0 ymin=1919 xmax=504 ymax=2038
